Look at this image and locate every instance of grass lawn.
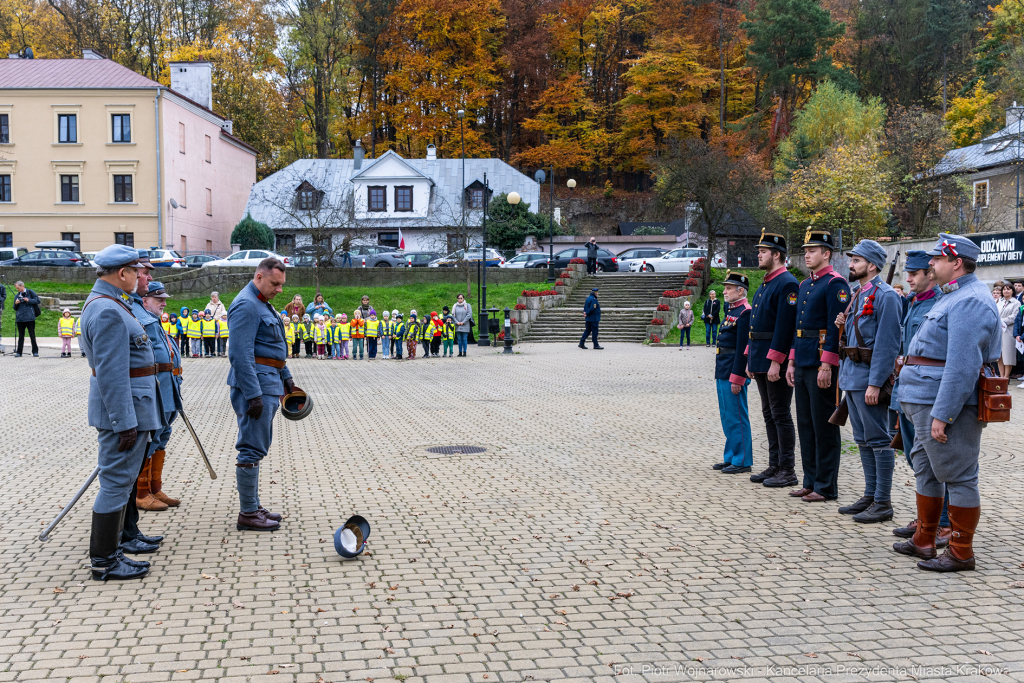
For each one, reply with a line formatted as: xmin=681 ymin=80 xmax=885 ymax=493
xmin=2 ymin=280 xmax=538 ymax=337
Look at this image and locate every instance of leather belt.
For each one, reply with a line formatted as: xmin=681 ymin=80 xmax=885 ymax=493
xmin=156 ymin=363 xmax=173 ymax=373
xmin=796 ymin=329 xmax=825 ymax=338
xmin=255 ymin=356 xmax=287 ymax=369
xmin=172 ymin=367 xmax=182 ymax=376
xmin=92 ymin=365 xmax=156 ymax=378
xmin=906 ymin=356 xmax=945 ymax=367
xmin=748 ymin=331 xmax=774 ymax=340
xmin=716 ymin=347 xmax=735 ymax=355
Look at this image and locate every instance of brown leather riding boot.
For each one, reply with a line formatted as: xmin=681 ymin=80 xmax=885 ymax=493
xmin=917 ymin=505 xmax=980 ymax=572
xmin=893 ymin=493 xmax=943 ymax=559
xmin=149 ymin=450 xmax=180 ymax=507
xmin=136 ymin=458 xmax=169 ymax=511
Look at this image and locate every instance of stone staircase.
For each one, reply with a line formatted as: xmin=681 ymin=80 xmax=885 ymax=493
xmin=39 ymin=293 xmax=87 ymax=316
xmin=523 ymin=273 xmax=691 ymax=343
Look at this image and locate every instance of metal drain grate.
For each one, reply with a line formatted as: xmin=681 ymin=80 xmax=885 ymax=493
xmin=425 ymin=445 xmax=488 ymax=455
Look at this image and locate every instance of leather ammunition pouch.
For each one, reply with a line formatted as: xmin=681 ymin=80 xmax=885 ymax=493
xmin=978 ymin=373 xmax=1011 ymax=423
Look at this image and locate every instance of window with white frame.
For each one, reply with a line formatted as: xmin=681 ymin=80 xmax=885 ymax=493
xmin=111 ymin=114 xmax=131 ymax=143
xmin=0 ymin=114 xmax=8 ymax=144
xmin=0 ymin=174 xmax=10 ymax=202
xmin=61 ymin=175 xmax=79 ymax=202
xmin=113 ymin=175 xmax=133 ymax=202
xmin=974 ymin=180 xmax=989 ymax=208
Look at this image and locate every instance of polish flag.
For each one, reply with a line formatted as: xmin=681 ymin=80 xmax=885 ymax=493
xmin=398 ymin=228 xmax=405 ymax=250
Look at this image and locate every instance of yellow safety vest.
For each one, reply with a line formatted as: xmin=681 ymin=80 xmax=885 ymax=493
xmin=302 ymin=323 xmax=314 ymax=340
xmin=444 ymin=322 xmax=455 ymax=340
xmin=285 ymin=323 xmax=295 ymax=344
xmin=392 ymin=322 xmax=405 ymax=340
xmin=365 ymin=319 xmax=380 ymax=337
xmin=58 ymin=316 xmax=76 ymax=336
xmin=73 ymin=318 xmax=81 ymax=336
xmin=406 ymin=321 xmax=420 ymax=340
xmin=337 ymin=322 xmax=351 ymax=340
xmin=218 ymin=320 xmax=229 ymax=337
xmin=186 ymin=318 xmax=202 ymax=338
xmin=314 ymin=325 xmax=329 ymax=344
xmin=162 ymin=321 xmax=175 ymax=336
xmin=201 ymin=319 xmax=217 ymax=337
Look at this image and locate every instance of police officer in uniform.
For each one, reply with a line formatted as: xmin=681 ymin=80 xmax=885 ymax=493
xmin=745 ymin=230 xmax=800 ymax=488
xmin=140 ymin=281 xmax=183 ymax=511
xmin=712 ymin=272 xmax=753 ymax=473
xmin=785 ymin=230 xmax=851 ymax=502
xmin=80 ymin=245 xmax=164 ymax=581
xmin=228 ymin=258 xmax=302 ymax=531
xmin=890 ymin=251 xmax=950 ymax=547
xmin=836 ymin=240 xmax=902 ymax=523
xmin=895 ymin=234 xmax=1001 ymax=571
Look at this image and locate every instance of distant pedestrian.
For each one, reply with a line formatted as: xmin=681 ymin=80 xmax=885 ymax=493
xmin=585 ymin=237 xmax=599 ymax=275
xmin=452 ymin=294 xmax=473 ymax=357
xmin=579 ymin=287 xmax=603 ymax=349
xmin=677 ymin=302 xmax=694 ymax=348
xmin=702 ymin=291 xmax=721 ymax=347
xmin=205 ymin=291 xmax=227 ymax=321
xmin=12 ymin=281 xmax=40 ymax=357
xmin=285 ymin=295 xmax=305 ymax=320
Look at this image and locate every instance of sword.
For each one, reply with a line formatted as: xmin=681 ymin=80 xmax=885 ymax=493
xmin=40 ymin=465 xmax=100 ymax=542
xmin=179 ymin=406 xmax=217 ymax=479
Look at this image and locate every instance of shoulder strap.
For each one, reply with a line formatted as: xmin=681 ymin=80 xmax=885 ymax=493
xmin=81 ymin=293 xmax=137 ymax=320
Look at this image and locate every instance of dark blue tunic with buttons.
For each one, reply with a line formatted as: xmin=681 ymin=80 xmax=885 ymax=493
xmin=746 ymin=267 xmax=799 ymax=373
xmin=790 ymin=266 xmax=851 ymax=368
xmin=715 ymin=301 xmax=751 ymax=382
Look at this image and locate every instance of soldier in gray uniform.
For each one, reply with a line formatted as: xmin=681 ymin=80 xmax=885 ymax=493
xmin=895 ymin=234 xmax=1001 ymax=571
xmin=228 ymin=258 xmax=302 ymax=531
xmin=837 ymin=239 xmax=902 ymax=524
xmin=141 ymin=281 xmax=183 ymax=511
xmin=79 ymin=244 xmax=164 ymax=581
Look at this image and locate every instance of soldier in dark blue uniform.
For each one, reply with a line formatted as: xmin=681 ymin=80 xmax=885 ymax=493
xmin=712 ymin=272 xmax=753 ymax=473
xmin=228 ymin=258 xmax=301 ymax=531
xmin=784 ymin=230 xmax=851 ymax=502
xmin=837 ymin=239 xmax=902 ymax=524
xmin=80 ymin=245 xmax=164 ymax=581
xmin=745 ymin=230 xmax=800 ymax=488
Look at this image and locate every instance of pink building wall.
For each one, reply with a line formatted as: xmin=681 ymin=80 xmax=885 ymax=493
xmin=160 ymin=95 xmax=255 ymax=254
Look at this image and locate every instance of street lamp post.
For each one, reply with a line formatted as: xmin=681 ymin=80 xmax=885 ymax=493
xmin=533 ymin=168 xmax=576 ymax=281
xmin=168 ymin=198 xmax=179 ymax=252
xmin=477 ymin=179 xmax=522 ymax=346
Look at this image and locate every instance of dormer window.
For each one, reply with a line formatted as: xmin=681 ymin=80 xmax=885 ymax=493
xmin=395 ymin=186 xmax=413 ymax=211
xmin=368 ymin=186 xmax=386 ymax=212
xmin=295 ymin=180 xmax=323 ymax=211
xmin=470 ymin=189 xmax=484 ymax=209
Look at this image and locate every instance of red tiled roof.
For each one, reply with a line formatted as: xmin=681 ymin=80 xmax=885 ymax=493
xmin=0 ymin=58 xmax=160 ymax=89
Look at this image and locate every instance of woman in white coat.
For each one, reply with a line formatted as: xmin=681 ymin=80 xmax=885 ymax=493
xmin=996 ymin=282 xmax=1019 ymax=378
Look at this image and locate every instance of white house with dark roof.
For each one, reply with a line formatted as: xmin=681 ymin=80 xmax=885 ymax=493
xmin=243 ymin=141 xmax=541 ymax=256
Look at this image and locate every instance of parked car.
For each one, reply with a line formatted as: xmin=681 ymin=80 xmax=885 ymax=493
xmin=629 ymin=247 xmax=707 ymax=272
xmin=616 ymin=247 xmax=668 ymax=271
xmin=201 ymin=249 xmax=293 ymax=268
xmin=0 ymin=247 xmax=29 ymax=262
xmin=429 ymin=248 xmax=505 ymax=267
xmin=402 ymin=251 xmax=443 ymax=267
xmin=82 ymin=252 xmax=98 ymax=267
xmin=547 ymin=247 xmax=619 ymax=272
xmin=146 ymin=249 xmax=185 ymax=267
xmin=501 ymin=253 xmax=551 ymax=268
xmin=184 ymin=254 xmax=218 ymax=268
xmin=0 ymin=249 xmax=89 ymax=267
xmin=344 ymin=244 xmax=409 ymax=267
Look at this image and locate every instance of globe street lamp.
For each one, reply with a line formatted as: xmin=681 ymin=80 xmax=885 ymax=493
xmin=533 ymin=168 xmax=576 ymax=281
xmin=477 ymin=179 xmax=521 ymax=346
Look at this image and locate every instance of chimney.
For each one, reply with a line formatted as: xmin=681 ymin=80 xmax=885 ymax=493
xmin=426 ymin=144 xmax=437 ymax=161
xmin=221 ymin=120 xmax=233 ymax=135
xmin=169 ymin=60 xmax=213 ymax=110
xmin=353 ymin=139 xmax=364 ymax=170
xmin=1008 ymin=102 xmax=1024 ymax=129
xmin=81 ymin=48 xmax=104 ymax=59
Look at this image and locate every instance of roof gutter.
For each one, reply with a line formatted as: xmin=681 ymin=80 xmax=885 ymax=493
xmin=155 ymin=87 xmax=163 ymax=248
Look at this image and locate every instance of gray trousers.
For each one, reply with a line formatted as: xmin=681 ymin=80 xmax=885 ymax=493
xmin=902 ymin=402 xmax=983 ymax=507
xmin=230 ymin=388 xmax=279 ymax=466
xmin=94 ymin=429 xmax=153 ymax=514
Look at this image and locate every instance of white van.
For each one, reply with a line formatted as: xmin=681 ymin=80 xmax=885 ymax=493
xmin=0 ymin=246 xmax=28 ymax=262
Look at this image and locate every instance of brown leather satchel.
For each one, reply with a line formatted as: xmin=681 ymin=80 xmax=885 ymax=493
xmin=978 ymin=372 xmax=1011 ymax=423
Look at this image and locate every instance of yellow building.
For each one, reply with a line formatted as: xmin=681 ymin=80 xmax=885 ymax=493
xmin=0 ymin=52 xmax=256 ymax=254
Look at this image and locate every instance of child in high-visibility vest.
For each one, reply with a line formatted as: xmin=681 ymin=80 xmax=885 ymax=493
xmin=201 ymin=310 xmax=217 ymax=357
xmin=177 ymin=307 xmax=189 ymax=356
xmin=365 ymin=312 xmax=380 ymax=359
xmin=405 ymin=312 xmax=420 ymax=360
xmin=380 ymin=310 xmax=391 ymax=360
xmin=73 ymin=314 xmax=85 ymax=357
xmin=161 ymin=312 xmax=175 ymax=337
xmin=289 ymin=315 xmax=301 ymax=357
xmin=330 ymin=314 xmax=342 ymax=359
xmin=187 ymin=310 xmax=203 ymax=357
xmin=420 ymin=311 xmax=432 ymax=358
xmin=350 ymin=309 xmax=365 ymax=360
xmin=429 ymin=311 xmax=444 ymax=357
xmin=58 ymin=308 xmax=75 ymax=357
xmin=337 ymin=313 xmax=351 ymax=359
xmin=443 ymin=315 xmax=456 ymax=357
xmin=314 ymin=315 xmax=329 ymax=359
xmin=217 ymin=313 xmax=229 ymax=357
xmin=282 ymin=314 xmax=296 ymax=357
xmin=301 ymin=314 xmax=315 ymax=357
xmin=392 ymin=313 xmax=405 ymax=359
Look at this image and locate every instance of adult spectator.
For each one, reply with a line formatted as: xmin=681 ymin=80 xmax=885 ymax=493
xmin=996 ymin=282 xmax=1018 ymax=378
xmin=305 ymin=293 xmax=333 ymax=319
xmin=12 ymin=281 xmax=40 ymax=357
xmin=702 ymin=290 xmax=721 ymax=347
xmin=579 ymin=287 xmax=603 ymax=349
xmin=585 ymin=237 xmax=599 ymax=275
xmin=205 ymin=291 xmax=227 ymax=321
xmin=358 ymin=295 xmax=376 ymax=319
xmin=1014 ymin=280 xmax=1024 ymax=304
xmin=285 ymin=295 xmax=305 ymax=320
xmin=452 ymin=293 xmax=473 ymax=357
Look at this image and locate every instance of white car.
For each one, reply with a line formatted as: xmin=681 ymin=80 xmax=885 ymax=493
xmin=147 ymin=249 xmax=186 ymax=268
xmin=500 ymin=253 xmax=550 ymax=268
xmin=616 ymin=247 xmax=668 ymax=272
xmin=202 ymin=249 xmax=293 ymax=268
xmin=629 ymin=247 xmax=707 ymax=273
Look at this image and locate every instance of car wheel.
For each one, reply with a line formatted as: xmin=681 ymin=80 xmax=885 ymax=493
xmin=375 ymin=262 xmax=391 ymax=268
xmin=644 ymin=264 xmax=655 ymax=273
xmin=596 ymin=263 xmax=605 ymax=273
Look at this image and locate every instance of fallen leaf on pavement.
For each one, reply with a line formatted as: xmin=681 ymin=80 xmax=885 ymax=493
xmin=53 ymin=587 xmax=65 ymax=594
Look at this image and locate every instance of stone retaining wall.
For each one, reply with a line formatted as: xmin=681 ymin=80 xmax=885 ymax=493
xmin=510 ymin=262 xmax=585 ymax=339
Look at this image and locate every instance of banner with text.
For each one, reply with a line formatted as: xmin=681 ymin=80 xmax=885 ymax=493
xmin=976 ymin=230 xmax=1024 ymax=265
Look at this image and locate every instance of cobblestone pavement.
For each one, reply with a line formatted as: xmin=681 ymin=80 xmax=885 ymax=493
xmin=3 ymin=343 xmax=1024 ymax=683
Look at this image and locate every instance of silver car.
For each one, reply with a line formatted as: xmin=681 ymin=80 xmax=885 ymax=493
xmin=500 ymin=253 xmax=550 ymax=268
xmin=616 ymin=247 xmax=668 ymax=272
